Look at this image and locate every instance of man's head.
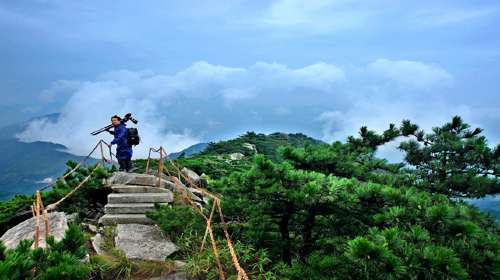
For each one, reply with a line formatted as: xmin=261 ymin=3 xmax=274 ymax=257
xmin=111 ymin=115 xmax=121 ymax=126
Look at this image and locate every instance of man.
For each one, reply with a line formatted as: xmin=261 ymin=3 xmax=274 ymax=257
xmin=107 ymin=115 xmax=133 ymax=172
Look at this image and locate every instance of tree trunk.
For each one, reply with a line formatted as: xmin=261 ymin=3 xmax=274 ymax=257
xmin=279 ymin=212 xmax=292 ymax=264
xmin=300 ymin=208 xmax=316 ymax=261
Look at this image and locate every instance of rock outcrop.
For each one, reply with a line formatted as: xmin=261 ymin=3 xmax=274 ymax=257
xmin=90 ymin=233 xmax=106 ymax=255
xmin=229 ymin=152 xmax=245 ymax=160
xmin=0 ymin=211 xmax=68 ymax=249
xmin=181 ymin=167 xmax=201 ymax=185
xmin=242 ymin=142 xmax=257 ymax=153
xmin=115 ymin=223 xmax=178 ymax=261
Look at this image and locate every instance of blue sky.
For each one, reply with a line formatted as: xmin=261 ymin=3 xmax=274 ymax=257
xmin=2 ymin=0 xmax=500 ymax=157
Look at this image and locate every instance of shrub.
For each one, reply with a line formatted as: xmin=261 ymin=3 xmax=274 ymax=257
xmin=0 ymin=224 xmax=90 ymax=280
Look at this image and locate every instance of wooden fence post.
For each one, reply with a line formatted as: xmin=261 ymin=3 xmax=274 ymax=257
xmin=157 ymin=148 xmax=164 ymax=187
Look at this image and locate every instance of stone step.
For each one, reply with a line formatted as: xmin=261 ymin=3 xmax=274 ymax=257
xmin=104 ymin=203 xmax=168 ymax=214
xmin=108 ymin=192 xmax=173 ymax=204
xmin=111 ymin=184 xmax=170 ymax=193
xmin=109 ymin=172 xmax=168 ymax=187
xmin=98 ymin=214 xmax=153 ymax=225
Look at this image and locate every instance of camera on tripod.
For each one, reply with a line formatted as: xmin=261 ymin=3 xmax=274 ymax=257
xmin=90 ymin=113 xmax=138 ymax=136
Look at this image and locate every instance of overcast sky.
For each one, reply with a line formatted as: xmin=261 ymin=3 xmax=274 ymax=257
xmin=2 ymin=0 xmax=500 ymax=157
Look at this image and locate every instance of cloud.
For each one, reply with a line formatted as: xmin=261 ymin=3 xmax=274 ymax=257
xmin=409 ymin=7 xmax=499 ymax=26
xmin=257 ymin=0 xmax=373 ymax=34
xmin=367 ymin=59 xmax=453 ymax=90
xmin=17 ymin=61 xmax=346 ymax=157
xmin=315 ymin=111 xmax=346 ymax=140
xmin=35 ymin=177 xmax=54 ymax=184
xmin=0 ymin=4 xmax=48 ymax=31
xmin=250 ymin=1 xmax=500 ymax=36
xmin=19 ymin=57 xmax=478 ymax=163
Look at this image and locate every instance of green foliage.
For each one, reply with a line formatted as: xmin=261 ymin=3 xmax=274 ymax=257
xmin=0 ymin=224 xmax=91 ymax=280
xmin=146 ymin=197 xmax=279 ymax=278
xmin=201 ymin=131 xmax=323 ymax=162
xmin=45 ymin=163 xmax=112 ymax=215
xmin=146 ymin=204 xmax=205 ymax=242
xmin=0 ymin=195 xmax=33 ymax=235
xmin=0 ymin=161 xmax=113 ymax=235
xmin=90 ymin=248 xmax=133 ymax=280
xmin=106 ymin=117 xmax=500 ymax=278
xmin=214 ymin=155 xmax=360 ymax=263
xmin=183 ymin=240 xmax=277 ymax=280
xmin=0 ymin=138 xmax=92 ymax=201
xmin=211 ymin=155 xmax=500 ymax=279
xmin=2 ymin=116 xmax=499 ymax=279
xmin=346 ymin=116 xmax=500 ymax=198
xmin=133 ymin=154 xmax=253 ymax=181
xmin=398 ymin=116 xmax=500 ymax=197
xmin=279 ymin=141 xmax=413 ymax=188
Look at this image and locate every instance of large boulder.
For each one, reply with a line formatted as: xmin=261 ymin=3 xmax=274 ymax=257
xmin=170 ymin=180 xmax=203 ymax=203
xmin=115 ymin=224 xmax=178 ymax=261
xmin=180 ymin=168 xmax=208 ymax=189
xmin=229 ymin=152 xmax=245 ymax=160
xmin=0 ymin=211 xmax=68 ymax=249
xmin=242 ymin=142 xmax=257 ymax=153
xmin=181 ymin=168 xmax=200 ymax=186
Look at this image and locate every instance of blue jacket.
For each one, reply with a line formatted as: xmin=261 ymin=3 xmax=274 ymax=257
xmin=111 ymin=123 xmax=133 ymax=159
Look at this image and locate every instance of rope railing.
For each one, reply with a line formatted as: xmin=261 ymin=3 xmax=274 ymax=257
xmin=146 ymin=146 xmax=250 ymax=280
xmin=31 ymin=139 xmax=116 ymax=248
xmin=39 ymin=140 xmax=116 ymax=191
xmin=29 ymin=140 xmax=251 ymax=280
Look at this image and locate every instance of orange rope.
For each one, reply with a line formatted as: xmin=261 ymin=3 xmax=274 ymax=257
xmin=201 ymin=202 xmax=216 ymax=252
xmin=39 ymin=140 xmax=115 ymax=191
xmin=46 ymin=162 xmax=101 ymax=211
xmin=147 ymin=147 xmax=226 ymax=279
xmin=147 ymin=146 xmax=250 ymax=279
xmin=34 ymin=142 xmax=250 ymax=278
xmin=216 ymin=199 xmax=249 ymax=280
xmin=31 ymin=140 xmax=112 ymax=250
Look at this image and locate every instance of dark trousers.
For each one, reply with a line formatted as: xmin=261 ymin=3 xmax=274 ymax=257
xmin=118 ymin=159 xmax=133 ymax=172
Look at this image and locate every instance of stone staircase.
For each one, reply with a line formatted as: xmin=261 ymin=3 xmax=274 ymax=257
xmin=98 ymin=172 xmax=174 ymax=225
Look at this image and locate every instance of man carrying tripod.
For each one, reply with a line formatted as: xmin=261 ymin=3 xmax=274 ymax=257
xmin=107 ymin=115 xmax=133 ymax=172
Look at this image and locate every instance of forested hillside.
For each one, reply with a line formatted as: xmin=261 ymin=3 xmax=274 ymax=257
xmin=0 ymin=116 xmax=499 ymax=279
xmin=201 ymin=131 xmax=324 ymax=161
xmin=145 ymin=116 xmax=500 ymax=279
xmin=0 ymin=115 xmax=89 ymax=201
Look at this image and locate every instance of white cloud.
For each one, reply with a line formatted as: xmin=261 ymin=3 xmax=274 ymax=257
xmin=35 ymin=177 xmax=54 ymax=184
xmin=221 ymin=88 xmax=256 ymax=105
xmin=315 ymin=110 xmax=346 ymax=141
xmin=410 ymin=7 xmax=499 ymax=26
xmin=18 ymin=61 xmax=345 ymax=157
xmin=18 ymin=58 xmax=464 ymax=161
xmin=273 ymin=106 xmax=291 ymax=116
xmin=39 ymin=80 xmax=82 ymax=102
xmin=253 ymin=1 xmax=499 ymax=35
xmin=257 ymin=0 xmax=373 ymax=34
xmin=367 ymin=59 xmax=453 ymax=90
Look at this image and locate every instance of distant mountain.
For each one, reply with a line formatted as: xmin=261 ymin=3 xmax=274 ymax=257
xmin=1 ymin=116 xmax=498 ymax=221
xmin=0 ymin=104 xmax=39 ymax=127
xmin=201 ymin=131 xmax=325 ymax=161
xmin=0 ymin=114 xmax=88 ymax=201
xmin=467 ymin=195 xmax=500 ymax=220
xmin=168 ymin=143 xmax=209 ymax=159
